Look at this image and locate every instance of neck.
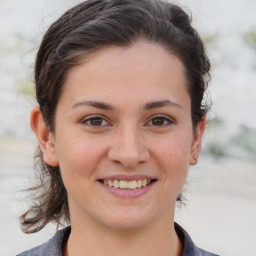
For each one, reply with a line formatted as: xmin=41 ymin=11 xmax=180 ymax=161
xmin=64 ymin=215 xmax=182 ymax=256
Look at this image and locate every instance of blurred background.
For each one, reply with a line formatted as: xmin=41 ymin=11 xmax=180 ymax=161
xmin=0 ymin=0 xmax=255 ymax=255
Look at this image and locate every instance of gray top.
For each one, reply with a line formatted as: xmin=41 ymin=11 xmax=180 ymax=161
xmin=17 ymin=223 xmax=219 ymax=256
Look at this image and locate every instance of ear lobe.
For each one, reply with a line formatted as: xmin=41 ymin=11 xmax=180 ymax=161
xmin=189 ymin=118 xmax=206 ymax=165
xmin=30 ymin=106 xmax=59 ymax=167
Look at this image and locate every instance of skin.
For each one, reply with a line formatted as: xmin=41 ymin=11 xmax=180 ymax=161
xmin=31 ymin=41 xmax=205 ymax=256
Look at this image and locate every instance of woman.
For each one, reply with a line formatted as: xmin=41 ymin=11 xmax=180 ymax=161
xmin=18 ymin=0 xmax=218 ymax=255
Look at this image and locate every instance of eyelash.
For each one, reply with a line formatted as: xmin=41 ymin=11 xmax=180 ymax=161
xmin=81 ymin=114 xmax=175 ymax=128
xmin=145 ymin=115 xmax=175 ymax=127
xmin=81 ymin=115 xmax=111 ymax=127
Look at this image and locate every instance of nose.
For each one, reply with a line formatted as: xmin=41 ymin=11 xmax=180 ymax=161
xmin=107 ymin=126 xmax=150 ymax=168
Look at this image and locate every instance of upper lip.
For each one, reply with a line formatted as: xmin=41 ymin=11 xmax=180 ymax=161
xmin=98 ymin=174 xmax=157 ymax=181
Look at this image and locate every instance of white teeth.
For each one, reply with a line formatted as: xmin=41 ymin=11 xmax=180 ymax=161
xmin=113 ymin=180 xmax=118 ymax=188
xmin=119 ymin=180 xmax=128 ymax=189
xmin=128 ymin=180 xmax=137 ymax=190
xmin=137 ymin=180 xmax=142 ymax=188
xmin=102 ymin=179 xmax=153 ymax=189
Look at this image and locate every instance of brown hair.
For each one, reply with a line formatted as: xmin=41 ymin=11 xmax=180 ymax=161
xmin=20 ymin=0 xmax=210 ymax=233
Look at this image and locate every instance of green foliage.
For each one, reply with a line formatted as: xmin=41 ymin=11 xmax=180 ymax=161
xmin=202 ymin=34 xmax=218 ymax=48
xmin=204 ymin=117 xmax=226 ymax=158
xmin=244 ymin=32 xmax=256 ymax=51
xmin=18 ymin=79 xmax=34 ymax=96
xmin=206 ymin=142 xmax=226 ymax=158
xmin=231 ymin=124 xmax=256 ymax=159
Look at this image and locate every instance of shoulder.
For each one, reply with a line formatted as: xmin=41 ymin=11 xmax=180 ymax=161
xmin=17 ymin=224 xmax=219 ymax=256
xmin=175 ymin=223 xmax=220 ymax=256
xmin=16 ymin=226 xmax=71 ymax=256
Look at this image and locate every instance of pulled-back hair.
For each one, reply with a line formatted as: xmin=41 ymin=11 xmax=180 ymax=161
xmin=20 ymin=0 xmax=210 ymax=233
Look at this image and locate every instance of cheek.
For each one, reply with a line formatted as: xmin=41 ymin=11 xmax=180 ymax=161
xmin=56 ymin=137 xmax=108 ymax=203
xmin=154 ymin=133 xmax=192 ymax=166
xmin=55 ymin=135 xmax=107 ymax=180
xmin=152 ymin=134 xmax=191 ymax=187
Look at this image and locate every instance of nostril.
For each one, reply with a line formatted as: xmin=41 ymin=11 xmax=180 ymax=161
xmin=107 ymin=143 xmax=150 ymax=168
xmin=113 ymin=160 xmax=121 ymax=164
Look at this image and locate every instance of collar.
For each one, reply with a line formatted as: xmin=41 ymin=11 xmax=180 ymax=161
xmin=17 ymin=223 xmax=219 ymax=256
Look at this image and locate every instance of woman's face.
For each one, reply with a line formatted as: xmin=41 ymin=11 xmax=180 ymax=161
xmin=44 ymin=41 xmax=204 ymax=230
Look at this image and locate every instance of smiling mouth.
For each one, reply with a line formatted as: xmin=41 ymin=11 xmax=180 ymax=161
xmin=98 ymin=179 xmax=157 ymax=190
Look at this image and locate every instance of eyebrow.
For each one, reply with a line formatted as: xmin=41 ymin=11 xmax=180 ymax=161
xmin=71 ymin=100 xmax=115 ymax=111
xmin=143 ymin=100 xmax=183 ymax=110
xmin=71 ymin=100 xmax=182 ymax=111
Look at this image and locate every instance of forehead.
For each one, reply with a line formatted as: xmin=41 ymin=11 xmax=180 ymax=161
xmin=60 ymin=41 xmax=189 ymax=108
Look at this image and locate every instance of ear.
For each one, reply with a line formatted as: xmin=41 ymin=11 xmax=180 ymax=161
xmin=189 ymin=117 xmax=206 ymax=165
xmin=30 ymin=106 xmax=59 ymax=167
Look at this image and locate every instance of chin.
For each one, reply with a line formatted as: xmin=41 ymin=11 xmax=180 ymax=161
xmin=106 ymin=218 xmax=149 ymax=231
xmin=101 ymin=207 xmax=160 ymax=231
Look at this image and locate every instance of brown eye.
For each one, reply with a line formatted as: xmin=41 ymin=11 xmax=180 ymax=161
xmin=90 ymin=117 xmax=103 ymax=126
xmin=147 ymin=115 xmax=173 ymax=127
xmin=81 ymin=116 xmax=110 ymax=127
xmin=152 ymin=117 xmax=165 ymax=126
